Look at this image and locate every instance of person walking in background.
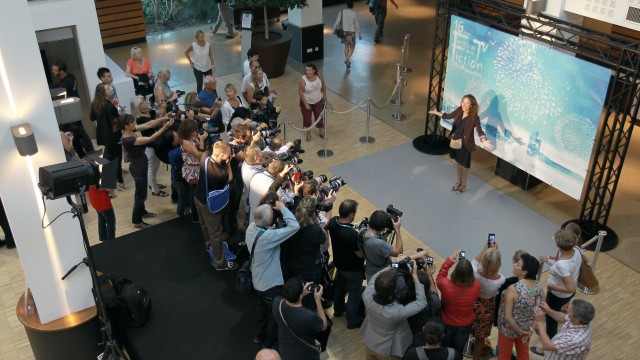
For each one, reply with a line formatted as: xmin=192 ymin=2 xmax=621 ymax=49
xmin=298 ymin=63 xmax=327 ymax=141
xmin=210 ymin=0 xmax=235 ymax=39
xmin=184 ymin=30 xmax=216 ymax=93
xmin=334 ymin=0 xmax=362 ymax=69
xmin=371 ymin=0 xmax=399 ymax=43
xmin=429 ymin=94 xmax=494 ymax=194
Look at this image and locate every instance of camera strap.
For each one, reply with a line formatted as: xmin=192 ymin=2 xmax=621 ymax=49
xmin=278 ymin=300 xmax=322 ymax=353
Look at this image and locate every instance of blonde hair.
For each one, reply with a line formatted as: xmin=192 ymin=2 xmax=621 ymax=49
xmin=212 ymin=141 xmax=230 ymax=157
xmin=479 ymin=248 xmax=501 ymax=279
xmin=156 ymin=68 xmax=171 ymax=81
xmin=554 ymin=229 xmax=578 ymax=251
xmin=195 ymin=30 xmax=204 ymax=38
xmin=512 ymin=249 xmax=528 ymax=263
xmin=130 ymin=96 xmax=145 ymax=119
xmin=130 ymin=47 xmax=143 ymax=59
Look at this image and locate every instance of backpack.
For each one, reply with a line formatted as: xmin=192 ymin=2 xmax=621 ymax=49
xmin=99 ymin=275 xmax=152 ymax=328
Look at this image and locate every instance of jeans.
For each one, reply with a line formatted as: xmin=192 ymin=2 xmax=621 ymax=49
xmin=443 ymin=323 xmax=472 ymax=356
xmin=256 ymin=286 xmax=281 ymax=349
xmin=374 ymin=6 xmax=388 ymax=42
xmin=545 ymin=291 xmax=574 ymax=339
xmin=132 ymin=176 xmax=148 ymax=224
xmin=145 ymin=147 xmax=161 ymax=193
xmin=333 ymin=268 xmax=364 ymax=326
xmin=96 ymin=208 xmax=116 ymax=241
xmin=103 ymin=143 xmax=124 ymax=183
xmin=193 ymin=68 xmax=212 ymax=94
xmin=173 ymin=179 xmax=190 ymax=216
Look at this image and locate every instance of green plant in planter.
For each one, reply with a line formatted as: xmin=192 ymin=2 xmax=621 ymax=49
xmin=233 ymin=0 xmax=308 ymax=40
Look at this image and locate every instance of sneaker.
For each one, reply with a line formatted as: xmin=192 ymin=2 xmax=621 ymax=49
xmin=211 ymin=22 xmax=221 ymax=34
xmin=142 ymin=212 xmax=157 ymax=218
xmin=224 ymin=33 xmax=235 ymax=39
xmin=206 ymin=246 xmax=215 ymax=267
xmin=134 ymin=221 xmax=151 ymax=229
xmin=216 ymin=261 xmax=239 ymax=271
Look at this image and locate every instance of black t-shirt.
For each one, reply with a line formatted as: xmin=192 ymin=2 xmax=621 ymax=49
xmin=121 ymin=136 xmax=148 ymax=178
xmin=327 ymin=217 xmax=364 ymax=271
xmin=194 ymin=156 xmax=229 ymax=203
xmin=136 ymin=110 xmax=157 ymax=138
xmin=272 ymin=297 xmax=323 ymax=360
xmin=402 ymin=347 xmax=462 ymax=360
xmin=281 ymin=224 xmax=326 ymax=280
xmin=90 ymin=101 xmax=120 ymax=147
xmin=53 ymin=73 xmax=79 ymax=97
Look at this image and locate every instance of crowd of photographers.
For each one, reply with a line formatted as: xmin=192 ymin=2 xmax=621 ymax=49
xmin=48 ymin=37 xmax=596 ymax=360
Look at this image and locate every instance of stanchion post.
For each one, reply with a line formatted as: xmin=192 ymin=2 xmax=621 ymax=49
xmin=391 ymin=63 xmax=404 ymax=106
xmin=577 ymin=230 xmax=606 ymax=295
xmin=317 ymin=103 xmax=334 ymax=158
xmin=391 ymin=64 xmax=406 ymax=121
xmin=359 ymin=97 xmax=376 ymax=144
xmin=403 ymin=34 xmax=412 ymax=73
xmin=281 ymin=121 xmax=288 ymax=142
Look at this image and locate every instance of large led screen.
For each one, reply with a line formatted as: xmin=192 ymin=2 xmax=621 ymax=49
xmin=441 ymin=16 xmax=611 ymax=200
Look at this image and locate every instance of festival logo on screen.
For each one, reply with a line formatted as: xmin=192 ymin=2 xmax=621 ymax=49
xmin=441 ymin=16 xmax=611 ymax=200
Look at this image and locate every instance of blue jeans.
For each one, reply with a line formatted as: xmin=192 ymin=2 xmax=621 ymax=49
xmin=132 ymin=176 xmax=148 ymax=224
xmin=374 ymin=6 xmax=387 ymax=41
xmin=333 ymin=268 xmax=364 ymax=326
xmin=96 ymin=208 xmax=116 ymax=241
xmin=443 ymin=323 xmax=472 ymax=356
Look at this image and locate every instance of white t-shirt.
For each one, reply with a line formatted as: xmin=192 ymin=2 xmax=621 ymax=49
xmin=191 ymin=41 xmax=212 ymax=72
xmin=472 ymin=259 xmax=506 ymax=299
xmin=248 ymin=172 xmax=274 ymax=223
xmin=547 ymin=247 xmax=582 ymax=298
xmin=243 ymin=59 xmax=251 ymax=78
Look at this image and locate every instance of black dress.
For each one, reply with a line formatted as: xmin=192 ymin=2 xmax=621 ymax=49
xmin=450 ymin=117 xmax=472 ymax=168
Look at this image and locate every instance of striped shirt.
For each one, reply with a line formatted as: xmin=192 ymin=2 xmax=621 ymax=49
xmin=545 ymin=315 xmax=592 ymax=360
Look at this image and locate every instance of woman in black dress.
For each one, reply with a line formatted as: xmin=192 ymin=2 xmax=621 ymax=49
xmin=430 ymin=94 xmax=494 ymax=193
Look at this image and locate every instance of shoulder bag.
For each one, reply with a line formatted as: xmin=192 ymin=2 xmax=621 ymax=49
xmin=577 ymin=250 xmax=599 ymax=292
xmin=235 ymin=229 xmax=265 ymax=294
xmin=334 ymin=10 xmax=344 ymax=39
xmin=278 ymin=300 xmax=322 ymax=353
xmin=204 ymin=156 xmax=230 ymax=213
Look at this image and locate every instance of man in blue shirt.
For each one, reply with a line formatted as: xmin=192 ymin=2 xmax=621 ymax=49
xmin=197 ymin=75 xmax=223 ymax=131
xmin=245 ymin=201 xmax=300 ymax=349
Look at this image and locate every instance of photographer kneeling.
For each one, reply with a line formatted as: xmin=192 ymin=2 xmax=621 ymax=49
xmin=361 ymin=261 xmax=428 ymax=359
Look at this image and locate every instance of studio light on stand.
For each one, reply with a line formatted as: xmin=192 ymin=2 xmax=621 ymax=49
xmin=11 ymin=123 xmax=38 ymax=157
xmin=38 ymin=159 xmax=128 ymax=360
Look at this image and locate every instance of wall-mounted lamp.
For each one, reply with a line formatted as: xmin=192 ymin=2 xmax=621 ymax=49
xmin=11 ymin=123 xmax=38 ymax=157
xmin=525 ymin=0 xmax=547 ymax=15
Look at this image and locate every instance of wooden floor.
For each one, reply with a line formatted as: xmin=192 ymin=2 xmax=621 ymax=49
xmin=2 ymin=1 xmax=640 ymax=358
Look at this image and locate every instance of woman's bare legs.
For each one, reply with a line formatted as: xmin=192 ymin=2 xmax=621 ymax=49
xmin=460 ymin=166 xmax=469 ymax=192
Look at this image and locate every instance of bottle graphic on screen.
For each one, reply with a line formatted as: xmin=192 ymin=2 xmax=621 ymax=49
xmin=527 ymin=131 xmax=541 ymax=156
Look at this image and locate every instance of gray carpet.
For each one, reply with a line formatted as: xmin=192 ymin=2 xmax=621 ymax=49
xmin=329 ymin=142 xmax=560 ymax=275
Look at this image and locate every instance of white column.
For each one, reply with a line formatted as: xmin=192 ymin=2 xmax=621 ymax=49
xmin=0 ymin=1 xmax=94 ymax=323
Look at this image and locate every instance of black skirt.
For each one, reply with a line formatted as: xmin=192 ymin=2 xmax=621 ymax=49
xmin=450 ymin=144 xmax=472 ymax=168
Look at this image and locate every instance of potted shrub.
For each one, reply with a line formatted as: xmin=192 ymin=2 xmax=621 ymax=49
xmin=233 ymin=0 xmax=309 ymax=77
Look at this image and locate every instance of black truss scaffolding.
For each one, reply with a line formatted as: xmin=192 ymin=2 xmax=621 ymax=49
xmin=413 ymin=0 xmax=640 ymax=250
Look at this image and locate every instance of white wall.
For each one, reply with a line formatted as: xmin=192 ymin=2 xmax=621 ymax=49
xmin=288 ymin=2 xmax=323 ymax=28
xmin=0 ymin=0 xmax=100 ymax=324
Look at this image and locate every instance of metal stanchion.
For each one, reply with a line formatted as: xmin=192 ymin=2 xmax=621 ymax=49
xmin=391 ymin=63 xmax=404 ymax=106
xmin=317 ymin=104 xmax=333 ymax=158
xmin=391 ymin=63 xmax=406 ymax=121
xmin=281 ymin=121 xmax=288 ymax=142
xmin=359 ymin=97 xmax=376 ymax=144
xmin=577 ymin=230 xmax=606 ymax=295
xmin=402 ymin=34 xmax=412 ymax=73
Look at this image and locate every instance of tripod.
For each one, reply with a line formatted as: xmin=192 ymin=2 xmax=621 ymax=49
xmin=62 ymin=190 xmax=129 ymax=360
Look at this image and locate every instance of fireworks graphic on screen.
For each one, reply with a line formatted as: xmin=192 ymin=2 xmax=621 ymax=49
xmin=464 ymin=77 xmax=489 ymax=100
xmin=554 ymin=114 xmax=596 ymax=160
xmin=494 ymin=38 xmax=561 ymax=124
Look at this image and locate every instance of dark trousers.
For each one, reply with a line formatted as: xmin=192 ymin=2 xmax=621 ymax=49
xmin=374 ymin=6 xmax=388 ymax=42
xmin=132 ymin=176 xmax=148 ymax=224
xmin=103 ymin=144 xmax=124 ymax=183
xmin=173 ymin=179 xmax=196 ymax=219
xmin=333 ymin=268 xmax=364 ymax=326
xmin=96 ymin=208 xmax=116 ymax=241
xmin=443 ymin=323 xmax=472 ymax=356
xmin=545 ymin=291 xmax=574 ymax=339
xmin=0 ymin=199 xmax=14 ymax=242
xmin=256 ymin=285 xmax=281 ymax=349
xmin=193 ymin=68 xmax=212 ymax=94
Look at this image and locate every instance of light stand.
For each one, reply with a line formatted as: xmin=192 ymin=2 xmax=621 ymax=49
xmin=62 ymin=189 xmax=129 ymax=360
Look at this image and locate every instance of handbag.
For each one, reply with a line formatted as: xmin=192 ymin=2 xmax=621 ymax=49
xmin=449 ymin=138 xmax=463 ymax=149
xmin=577 ymin=252 xmax=599 ymax=292
xmin=235 ymin=229 xmax=265 ymax=294
xmin=204 ymin=157 xmax=230 ymax=213
xmin=334 ymin=10 xmax=344 ymax=39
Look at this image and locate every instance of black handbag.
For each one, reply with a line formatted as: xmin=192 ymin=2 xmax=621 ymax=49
xmin=235 ymin=229 xmax=265 ymax=294
xmin=334 ymin=10 xmax=344 ymax=39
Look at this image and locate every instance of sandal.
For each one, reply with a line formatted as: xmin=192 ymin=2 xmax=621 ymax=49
xmin=450 ymin=182 xmax=462 ymax=192
xmin=152 ymin=190 xmax=169 ymax=197
xmin=149 ymin=184 xmax=167 ymax=190
xmin=142 ymin=212 xmax=157 ymax=218
xmin=454 ymin=184 xmax=466 ymax=194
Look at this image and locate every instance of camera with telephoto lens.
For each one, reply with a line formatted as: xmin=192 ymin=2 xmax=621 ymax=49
xmin=175 ymin=90 xmax=186 ymax=97
xmin=386 ymin=204 xmax=403 ymax=221
xmin=356 ymin=217 xmax=369 ymax=231
xmin=278 ymin=151 xmax=303 ymax=165
xmin=315 ymin=175 xmax=327 ymax=184
xmin=259 ymin=127 xmax=282 ymax=138
xmin=197 ymin=118 xmax=220 ymax=145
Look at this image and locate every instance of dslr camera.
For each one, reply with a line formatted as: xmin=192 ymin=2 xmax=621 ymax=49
xmin=386 ymin=204 xmax=403 ymax=221
xmin=175 ymin=90 xmax=186 ymax=97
